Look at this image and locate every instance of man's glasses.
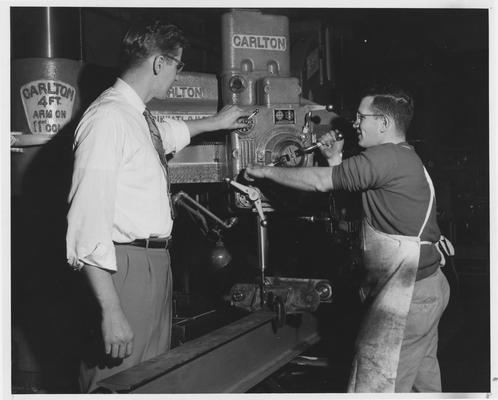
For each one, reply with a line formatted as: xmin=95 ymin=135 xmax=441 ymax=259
xmin=355 ymin=112 xmax=384 ymax=123
xmin=163 ymin=53 xmax=185 ymax=72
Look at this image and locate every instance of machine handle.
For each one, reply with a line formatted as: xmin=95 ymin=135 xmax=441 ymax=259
xmin=225 ymin=178 xmax=267 ymax=226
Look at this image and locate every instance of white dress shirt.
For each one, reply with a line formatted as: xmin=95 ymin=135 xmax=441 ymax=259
xmin=66 ymin=78 xmax=190 ymax=272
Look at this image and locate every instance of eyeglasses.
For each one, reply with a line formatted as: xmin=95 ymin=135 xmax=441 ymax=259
xmin=163 ymin=53 xmax=185 ymax=72
xmin=355 ymin=112 xmax=384 ymax=123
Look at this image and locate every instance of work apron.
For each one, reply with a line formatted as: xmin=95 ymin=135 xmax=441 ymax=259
xmin=347 ymin=167 xmax=435 ymax=393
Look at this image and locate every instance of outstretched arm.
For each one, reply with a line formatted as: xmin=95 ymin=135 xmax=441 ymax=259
xmin=185 ymin=105 xmax=248 ymax=138
xmin=245 ymin=164 xmax=335 ymax=192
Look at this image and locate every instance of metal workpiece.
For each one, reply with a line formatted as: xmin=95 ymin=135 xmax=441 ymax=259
xmin=97 ymin=311 xmax=320 ymax=393
xmin=230 ymin=277 xmax=333 ymax=314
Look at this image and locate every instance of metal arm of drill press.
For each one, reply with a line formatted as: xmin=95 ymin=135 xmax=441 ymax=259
xmin=172 ymin=191 xmax=239 ymax=233
xmin=225 ymin=177 xmax=269 ymax=307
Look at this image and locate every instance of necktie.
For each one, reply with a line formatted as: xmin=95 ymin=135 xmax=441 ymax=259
xmin=143 ymin=108 xmax=175 ymax=219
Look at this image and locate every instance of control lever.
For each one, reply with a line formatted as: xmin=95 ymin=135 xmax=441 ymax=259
xmin=302 ymin=111 xmax=312 ymax=135
xmin=268 ymin=131 xmax=344 ymax=167
xmin=225 ymin=178 xmax=267 ymax=226
xmin=247 ymin=108 xmax=259 ymax=120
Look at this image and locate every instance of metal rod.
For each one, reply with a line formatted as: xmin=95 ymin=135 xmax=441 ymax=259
xmin=256 ymin=213 xmax=269 ymax=307
xmin=325 ymin=25 xmax=332 ymax=83
xmin=172 ymin=191 xmax=237 ymax=230
xmin=79 ymin=7 xmax=84 ymax=61
xmin=318 ymin=21 xmax=324 ymax=86
xmin=45 ymin=7 xmax=52 ymax=58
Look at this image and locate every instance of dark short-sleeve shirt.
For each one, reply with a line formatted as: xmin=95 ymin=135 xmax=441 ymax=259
xmin=332 ymin=142 xmax=441 ymax=271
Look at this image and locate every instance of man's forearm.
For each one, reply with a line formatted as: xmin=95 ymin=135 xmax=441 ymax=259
xmin=185 ymin=117 xmax=217 ymax=138
xmin=82 ymin=264 xmax=121 ymax=312
xmin=260 ymin=166 xmax=334 ymax=192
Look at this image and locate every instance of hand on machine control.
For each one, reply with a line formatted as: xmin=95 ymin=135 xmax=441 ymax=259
xmin=210 ymin=105 xmax=252 ymax=131
xmin=244 ymin=163 xmax=265 ymax=182
xmin=318 ymin=129 xmax=344 ymax=166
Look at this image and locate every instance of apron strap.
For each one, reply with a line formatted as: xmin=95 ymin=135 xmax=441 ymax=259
xmin=418 ymin=167 xmax=435 ymax=238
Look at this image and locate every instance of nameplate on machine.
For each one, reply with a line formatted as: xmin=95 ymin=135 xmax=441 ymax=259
xmin=166 ymin=86 xmax=203 ymax=99
xmin=152 ymin=113 xmax=212 ymax=123
xmin=20 ymin=79 xmax=76 ymax=134
xmin=232 ymin=34 xmax=286 ymax=51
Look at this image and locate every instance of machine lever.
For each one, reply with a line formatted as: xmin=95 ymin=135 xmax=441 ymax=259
xmin=225 ymin=178 xmax=267 ymax=226
xmin=302 ymin=111 xmax=312 ymax=135
xmin=267 ymin=130 xmax=344 ymax=167
xmin=247 ymin=108 xmax=259 ymax=120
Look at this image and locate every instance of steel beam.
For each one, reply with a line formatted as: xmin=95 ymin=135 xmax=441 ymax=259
xmin=98 ymin=311 xmax=319 ymax=393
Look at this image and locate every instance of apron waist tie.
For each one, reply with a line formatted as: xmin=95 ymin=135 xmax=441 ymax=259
xmin=415 ymin=263 xmax=439 ymax=281
xmin=417 ymin=241 xmax=440 ymax=281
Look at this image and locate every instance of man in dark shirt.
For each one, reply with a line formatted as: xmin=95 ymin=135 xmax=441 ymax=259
xmin=245 ymin=84 xmax=450 ymax=392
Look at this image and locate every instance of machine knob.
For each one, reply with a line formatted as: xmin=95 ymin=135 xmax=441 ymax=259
xmin=315 ymin=281 xmax=332 ymax=302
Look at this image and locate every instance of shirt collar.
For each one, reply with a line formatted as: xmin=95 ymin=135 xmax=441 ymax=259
xmin=113 ymin=78 xmax=147 ymax=113
xmin=397 ymin=141 xmax=413 ymax=150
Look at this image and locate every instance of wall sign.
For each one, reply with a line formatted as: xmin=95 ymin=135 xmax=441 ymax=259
xmin=20 ymin=79 xmax=76 ymax=134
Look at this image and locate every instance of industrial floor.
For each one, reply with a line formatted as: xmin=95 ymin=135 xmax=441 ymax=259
xmin=11 ymin=255 xmax=490 ymax=394
xmin=249 ymin=256 xmax=491 ymax=394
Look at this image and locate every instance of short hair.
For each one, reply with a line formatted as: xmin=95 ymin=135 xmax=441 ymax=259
xmin=363 ymin=84 xmax=414 ymax=133
xmin=119 ymin=19 xmax=189 ymax=70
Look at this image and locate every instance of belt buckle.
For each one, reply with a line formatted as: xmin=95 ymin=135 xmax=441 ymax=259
xmin=146 ymin=237 xmax=170 ymax=249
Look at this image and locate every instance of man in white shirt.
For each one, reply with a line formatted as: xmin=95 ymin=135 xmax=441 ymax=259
xmin=66 ymin=19 xmax=247 ymax=392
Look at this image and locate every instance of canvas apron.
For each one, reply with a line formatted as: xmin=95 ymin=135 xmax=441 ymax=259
xmin=347 ymin=167 xmax=435 ymax=393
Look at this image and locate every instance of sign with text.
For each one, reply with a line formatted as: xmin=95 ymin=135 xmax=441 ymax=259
xmin=232 ymin=34 xmax=286 ymax=51
xmin=20 ymin=79 xmax=76 ymax=134
xmin=152 ymin=112 xmax=213 ymax=123
xmin=166 ymin=86 xmax=204 ymax=99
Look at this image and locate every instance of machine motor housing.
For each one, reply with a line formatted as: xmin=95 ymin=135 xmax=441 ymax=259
xmin=221 ymin=10 xmax=337 ymax=209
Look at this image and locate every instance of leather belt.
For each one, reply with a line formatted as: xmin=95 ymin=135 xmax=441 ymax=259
xmin=114 ymin=237 xmax=172 ymax=249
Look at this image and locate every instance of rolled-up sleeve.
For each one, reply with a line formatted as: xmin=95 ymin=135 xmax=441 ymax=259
xmin=157 ymin=118 xmax=191 ymax=155
xmin=332 ymin=146 xmax=395 ymax=192
xmin=66 ymin=111 xmax=123 ymax=272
